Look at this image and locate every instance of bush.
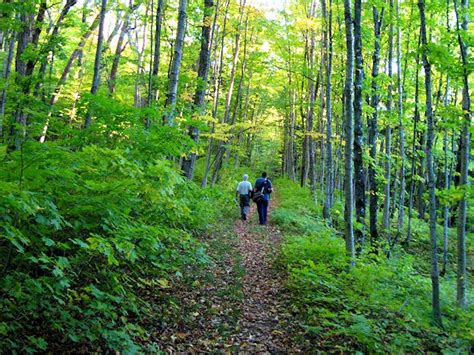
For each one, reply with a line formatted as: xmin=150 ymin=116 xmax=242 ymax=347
xmin=0 ymin=141 xmax=221 ymax=352
xmin=274 ymin=179 xmax=473 ymax=353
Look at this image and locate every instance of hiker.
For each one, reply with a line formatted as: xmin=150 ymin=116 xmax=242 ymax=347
xmin=253 ymin=172 xmax=273 ymax=225
xmin=236 ymin=174 xmax=252 ymax=220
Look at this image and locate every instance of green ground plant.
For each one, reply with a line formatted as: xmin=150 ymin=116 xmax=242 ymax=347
xmin=274 ymin=179 xmax=473 ymax=353
xmin=0 ymin=137 xmax=225 ymax=352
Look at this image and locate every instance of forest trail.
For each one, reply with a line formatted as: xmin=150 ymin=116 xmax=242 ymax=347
xmin=232 ymin=200 xmax=296 ymax=352
xmin=155 ymin=197 xmax=300 ymax=352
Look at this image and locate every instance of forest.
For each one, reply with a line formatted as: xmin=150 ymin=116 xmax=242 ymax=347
xmin=0 ymin=0 xmax=472 ymax=352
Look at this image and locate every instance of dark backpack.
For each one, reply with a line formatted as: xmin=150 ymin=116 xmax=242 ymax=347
xmin=252 ymin=179 xmax=270 ymax=202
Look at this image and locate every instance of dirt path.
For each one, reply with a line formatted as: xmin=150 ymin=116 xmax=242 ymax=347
xmin=152 ymin=197 xmax=299 ymax=353
xmin=232 ymin=202 xmax=296 ymax=352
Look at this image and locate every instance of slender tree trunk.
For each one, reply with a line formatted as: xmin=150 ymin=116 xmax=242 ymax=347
xmin=383 ymin=0 xmax=394 ymax=231
xmin=0 ymin=31 xmax=15 ymax=136
xmin=109 ymin=5 xmax=136 ymax=95
xmin=181 ymin=0 xmax=215 ymax=179
xmin=368 ymin=6 xmax=384 ymax=246
xmin=353 ymin=0 xmax=365 ymax=253
xmin=8 ymin=2 xmax=46 ymax=151
xmin=149 ymin=0 xmax=165 ymax=104
xmin=406 ymin=33 xmax=421 ymax=245
xmin=307 ymin=0 xmax=317 ymax=192
xmin=211 ymin=0 xmax=246 ymax=184
xmin=442 ymin=76 xmax=450 ymax=276
xmin=323 ymin=0 xmax=333 ymax=220
xmin=343 ymin=0 xmax=355 ymax=267
xmin=396 ymin=0 xmax=406 ymax=239
xmin=33 ymin=0 xmax=78 ymax=98
xmin=441 ymin=1 xmax=451 ymax=275
xmin=202 ymin=0 xmax=230 ymax=188
xmin=453 ymin=0 xmax=470 ymax=309
xmin=84 ymin=0 xmax=108 ymax=128
xmin=39 ymin=15 xmax=100 ymax=142
xmin=163 ymin=0 xmax=187 ymax=126
xmin=418 ymin=0 xmax=442 ymax=325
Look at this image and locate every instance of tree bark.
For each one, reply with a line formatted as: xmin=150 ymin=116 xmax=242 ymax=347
xmin=418 ymin=0 xmax=442 ymax=325
xmin=163 ymin=0 xmax=187 ymax=126
xmin=383 ymin=0 xmax=394 ymax=231
xmin=33 ymin=0 xmax=78 ymax=98
xmin=38 ymin=15 xmax=100 ymax=143
xmin=8 ymin=2 xmax=47 ymax=151
xmin=84 ymin=0 xmax=108 ymax=128
xmin=395 ymin=0 xmax=406 ymax=239
xmin=353 ymin=0 xmax=365 ymax=253
xmin=211 ymin=0 xmax=246 ymax=184
xmin=181 ymin=0 xmax=216 ymax=179
xmin=343 ymin=0 xmax=355 ymax=267
xmin=368 ymin=6 xmax=384 ymax=246
xmin=323 ymin=0 xmax=333 ymax=220
xmin=0 ymin=31 xmax=15 ymax=136
xmin=406 ymin=33 xmax=421 ymax=245
xmin=453 ymin=0 xmax=470 ymax=309
xmin=202 ymin=0 xmax=230 ymax=188
xmin=148 ymin=0 xmax=165 ymax=104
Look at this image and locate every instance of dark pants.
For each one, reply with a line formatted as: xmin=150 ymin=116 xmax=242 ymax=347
xmin=256 ymin=199 xmax=269 ymax=225
xmin=239 ymin=194 xmax=250 ymax=219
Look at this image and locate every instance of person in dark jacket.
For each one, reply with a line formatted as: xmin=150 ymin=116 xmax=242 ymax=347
xmin=254 ymin=172 xmax=273 ymax=225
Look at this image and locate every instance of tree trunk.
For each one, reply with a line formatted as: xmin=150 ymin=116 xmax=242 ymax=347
xmin=109 ymin=5 xmax=135 ymax=95
xmin=323 ymin=0 xmax=333 ymax=220
xmin=368 ymin=6 xmax=384 ymax=246
xmin=406 ymin=33 xmax=421 ymax=245
xmin=148 ymin=0 xmax=165 ymax=104
xmin=383 ymin=0 xmax=394 ymax=231
xmin=201 ymin=0 xmax=230 ymax=188
xmin=0 ymin=31 xmax=15 ymax=136
xmin=39 ymin=15 xmax=100 ymax=142
xmin=453 ymin=0 xmax=470 ymax=309
xmin=442 ymin=76 xmax=450 ymax=276
xmin=343 ymin=0 xmax=355 ymax=267
xmin=163 ymin=0 xmax=187 ymax=126
xmin=211 ymin=0 xmax=246 ymax=184
xmin=8 ymin=2 xmax=47 ymax=151
xmin=418 ymin=0 xmax=442 ymax=325
xmin=84 ymin=0 xmax=108 ymax=128
xmin=306 ymin=0 xmax=317 ymax=192
xmin=353 ymin=0 xmax=365 ymax=253
xmin=181 ymin=0 xmax=216 ymax=179
xmin=33 ymin=0 xmax=78 ymax=98
xmin=395 ymin=0 xmax=406 ymax=239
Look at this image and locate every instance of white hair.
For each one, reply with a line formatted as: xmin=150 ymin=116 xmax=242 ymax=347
xmin=243 ymin=174 xmax=249 ymax=181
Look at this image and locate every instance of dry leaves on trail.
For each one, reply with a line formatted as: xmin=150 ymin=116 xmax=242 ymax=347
xmin=148 ymin=199 xmax=301 ymax=353
xmin=233 ymin=203 xmax=299 ymax=353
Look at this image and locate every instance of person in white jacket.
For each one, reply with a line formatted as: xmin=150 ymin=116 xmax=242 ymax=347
xmin=235 ymin=174 xmax=252 ymax=220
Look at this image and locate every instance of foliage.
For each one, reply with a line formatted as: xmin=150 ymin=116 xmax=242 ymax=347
xmin=274 ymin=179 xmax=473 ymax=353
xmin=0 ymin=139 xmax=223 ymax=352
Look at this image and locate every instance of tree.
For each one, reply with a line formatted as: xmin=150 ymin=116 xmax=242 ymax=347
xmin=163 ymin=0 xmax=187 ymax=126
xmin=84 ymin=0 xmax=108 ymax=128
xmin=453 ymin=0 xmax=470 ymax=309
xmin=353 ymin=0 xmax=365 ymax=253
xmin=323 ymin=0 xmax=333 ymax=220
xmin=368 ymin=5 xmax=384 ymax=246
xmin=181 ymin=0 xmax=216 ymax=179
xmin=343 ymin=0 xmax=355 ymax=266
xmin=418 ymin=0 xmax=442 ymax=325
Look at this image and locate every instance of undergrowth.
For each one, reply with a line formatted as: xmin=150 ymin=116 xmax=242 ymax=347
xmin=274 ymin=178 xmax=473 ymax=353
xmin=0 ymin=137 xmax=227 ymax=352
